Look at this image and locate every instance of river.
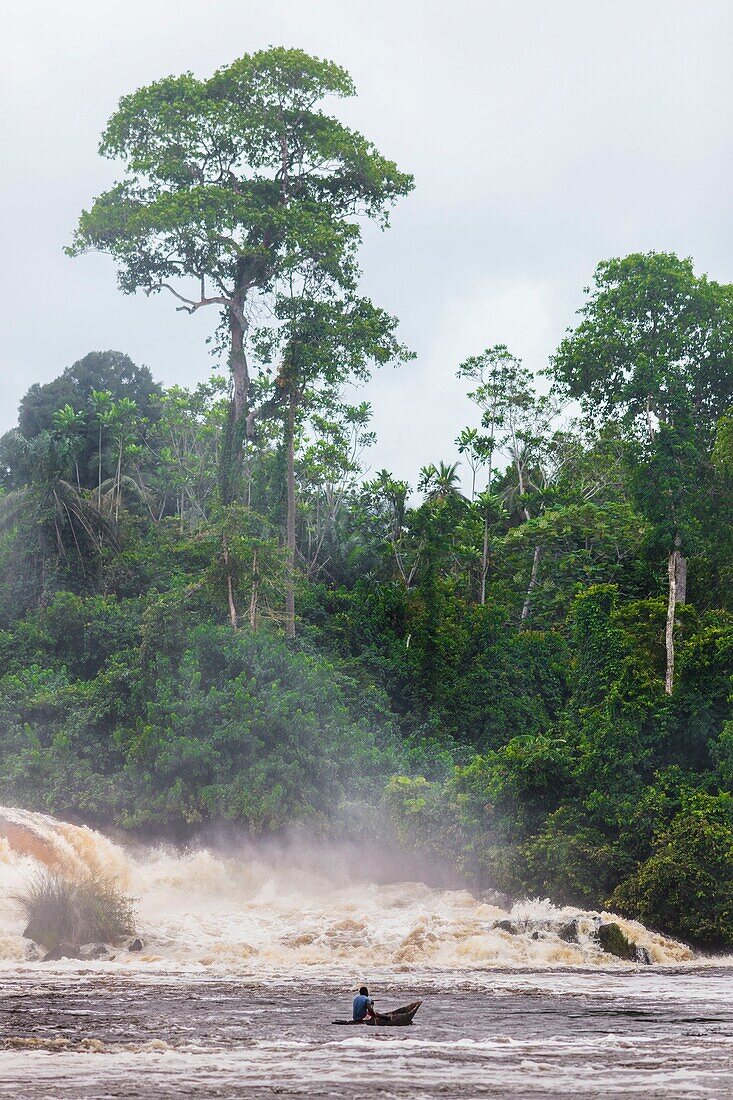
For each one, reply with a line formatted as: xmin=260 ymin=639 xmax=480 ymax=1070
xmin=1 ymin=807 xmax=732 ymax=1098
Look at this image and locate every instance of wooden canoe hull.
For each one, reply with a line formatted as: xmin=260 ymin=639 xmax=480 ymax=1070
xmin=365 ymin=1000 xmax=422 ymax=1026
xmin=333 ymin=1000 xmax=422 ymax=1027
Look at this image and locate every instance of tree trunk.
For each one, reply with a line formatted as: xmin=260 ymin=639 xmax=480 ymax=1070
xmin=521 ymin=544 xmax=542 ymax=622
xmin=114 ymin=437 xmax=123 ymax=522
xmin=249 ymin=548 xmax=259 ymax=632
xmin=229 ymin=301 xmax=250 ymax=423
xmin=645 ymin=393 xmax=655 ymax=443
xmin=285 ymin=391 xmax=297 ymax=641
xmin=664 ymin=537 xmax=686 ymax=694
xmin=676 ymin=548 xmax=687 ymax=606
xmin=480 ymin=513 xmax=489 ymax=606
xmin=222 ymin=534 xmax=238 ymax=630
xmin=97 ymin=425 xmax=103 ymax=509
xmin=518 ymin=487 xmax=539 ymax=621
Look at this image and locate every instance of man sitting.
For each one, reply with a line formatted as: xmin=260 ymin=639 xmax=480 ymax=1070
xmin=352 ymin=985 xmax=375 ymax=1022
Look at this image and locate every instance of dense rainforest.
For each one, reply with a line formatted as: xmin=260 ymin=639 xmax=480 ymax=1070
xmin=1 ymin=48 xmax=732 ymax=948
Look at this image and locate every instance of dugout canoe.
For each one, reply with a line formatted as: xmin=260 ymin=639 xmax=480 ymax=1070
xmin=333 ymin=1000 xmax=422 ymax=1026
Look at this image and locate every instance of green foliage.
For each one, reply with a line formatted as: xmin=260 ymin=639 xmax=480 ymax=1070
xmin=0 ymin=70 xmax=732 ymax=952
xmin=552 ymin=253 xmax=733 ymax=438
xmin=383 ymin=775 xmax=466 ymax=867
xmin=517 ymin=816 xmax=630 ymax=907
xmin=4 ymin=351 xmax=161 ymax=491
xmin=125 ymin=625 xmax=401 ymax=831
xmin=609 ymin=795 xmax=733 ymax=946
xmin=14 ymin=871 xmax=135 ymax=948
xmin=67 ymin=48 xmax=413 ymax=436
xmin=713 ymin=410 xmax=733 ymax=476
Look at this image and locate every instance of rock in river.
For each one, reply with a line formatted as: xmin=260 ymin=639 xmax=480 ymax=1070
xmin=596 ymin=922 xmax=638 ymax=961
xmin=559 ymin=919 xmax=580 ymax=943
xmin=43 ymin=942 xmax=84 ymax=961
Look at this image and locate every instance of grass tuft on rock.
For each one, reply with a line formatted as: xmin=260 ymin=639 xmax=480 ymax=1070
xmin=14 ymin=871 xmax=135 ymax=949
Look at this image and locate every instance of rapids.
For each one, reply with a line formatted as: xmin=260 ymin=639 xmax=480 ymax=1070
xmin=2 ymin=807 xmax=733 ymax=1098
xmin=0 ymin=805 xmax=694 ymax=970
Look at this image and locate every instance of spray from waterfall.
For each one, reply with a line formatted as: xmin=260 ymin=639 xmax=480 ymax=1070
xmin=0 ymin=806 xmax=694 ymax=969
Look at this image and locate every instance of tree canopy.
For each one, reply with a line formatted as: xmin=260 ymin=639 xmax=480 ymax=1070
xmin=0 ymin=45 xmax=731 ymax=950
xmin=67 ymin=47 xmax=413 ymax=431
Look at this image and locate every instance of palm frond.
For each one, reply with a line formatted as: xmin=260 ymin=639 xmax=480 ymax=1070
xmin=0 ymin=488 xmax=32 ymax=533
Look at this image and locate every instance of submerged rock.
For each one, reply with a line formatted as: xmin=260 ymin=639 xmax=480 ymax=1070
xmin=596 ymin=922 xmax=637 ymax=961
xmin=128 ymin=937 xmax=144 ymax=952
xmin=493 ymin=920 xmax=518 ymax=935
xmin=40 ymin=940 xmax=117 ymax=961
xmin=635 ymin=945 xmax=652 ymax=965
xmin=43 ymin=942 xmax=83 ymax=961
xmin=79 ymin=943 xmax=109 ymax=959
xmin=559 ymin=919 xmax=580 ymax=944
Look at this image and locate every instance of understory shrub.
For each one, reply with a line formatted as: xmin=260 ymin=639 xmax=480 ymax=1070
xmin=14 ymin=872 xmax=136 ymax=948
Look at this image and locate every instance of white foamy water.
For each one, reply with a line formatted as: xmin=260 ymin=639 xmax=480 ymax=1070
xmin=2 ymin=807 xmax=733 ymax=1098
xmin=0 ymin=806 xmax=695 ymax=971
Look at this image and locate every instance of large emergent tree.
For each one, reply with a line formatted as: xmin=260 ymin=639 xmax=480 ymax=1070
xmin=552 ymin=252 xmax=733 ymax=693
xmin=67 ymin=47 xmax=413 ymax=456
xmin=67 ymin=48 xmax=412 ymax=634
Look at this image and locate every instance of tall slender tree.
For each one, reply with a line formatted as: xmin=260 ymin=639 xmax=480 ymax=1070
xmin=458 ymin=344 xmax=560 ymax=617
xmin=255 ymin=292 xmax=409 ymax=638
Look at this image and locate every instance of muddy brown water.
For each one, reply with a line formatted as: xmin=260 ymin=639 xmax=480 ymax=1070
xmin=1 ymin=809 xmax=732 ymax=1097
xmin=2 ymin=967 xmax=733 ymax=1098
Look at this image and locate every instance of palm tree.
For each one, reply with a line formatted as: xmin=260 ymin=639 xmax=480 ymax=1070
xmin=0 ymin=430 xmax=114 ymax=600
xmin=108 ymin=397 xmax=139 ymax=521
xmin=419 ymin=461 xmax=463 ymax=502
xmin=51 ymin=405 xmax=86 ymax=489
xmin=90 ymin=389 xmax=114 ymax=507
xmin=455 ymin=428 xmax=493 ymax=501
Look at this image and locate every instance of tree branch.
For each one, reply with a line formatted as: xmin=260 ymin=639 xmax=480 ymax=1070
xmin=155 ymin=283 xmax=231 ymax=314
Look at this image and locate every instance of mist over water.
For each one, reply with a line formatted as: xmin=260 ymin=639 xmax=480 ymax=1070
xmin=0 ymin=806 xmax=693 ymax=971
xmin=3 ymin=806 xmax=733 ymax=1098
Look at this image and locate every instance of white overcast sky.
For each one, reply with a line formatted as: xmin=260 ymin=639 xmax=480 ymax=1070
xmin=2 ymin=0 xmax=731 ymax=482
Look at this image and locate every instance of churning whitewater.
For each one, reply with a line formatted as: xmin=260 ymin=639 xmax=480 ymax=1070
xmin=4 ymin=806 xmax=733 ymax=1099
xmin=0 ymin=806 xmax=693 ymax=970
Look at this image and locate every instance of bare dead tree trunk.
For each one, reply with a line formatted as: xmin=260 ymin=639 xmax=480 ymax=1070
xmin=665 ymin=536 xmax=686 ymax=694
xmin=222 ymin=534 xmax=238 ymax=630
xmin=521 ymin=544 xmax=542 ymax=622
xmin=665 ymin=549 xmax=677 ymax=695
xmin=285 ymin=391 xmax=297 ymax=641
xmin=676 ymin=547 xmax=687 ymax=606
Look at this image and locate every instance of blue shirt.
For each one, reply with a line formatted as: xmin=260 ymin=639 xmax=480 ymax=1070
xmin=353 ymin=994 xmax=373 ymax=1021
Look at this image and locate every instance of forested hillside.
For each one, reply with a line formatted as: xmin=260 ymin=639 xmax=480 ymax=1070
xmin=1 ymin=48 xmax=732 ymax=947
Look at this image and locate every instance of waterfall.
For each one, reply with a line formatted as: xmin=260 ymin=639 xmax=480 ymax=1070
xmin=0 ymin=806 xmax=694 ymax=968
